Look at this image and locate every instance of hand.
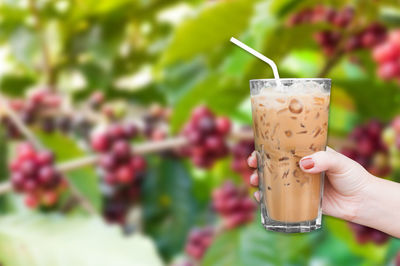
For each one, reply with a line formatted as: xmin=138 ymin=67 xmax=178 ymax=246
xmin=247 ymin=147 xmax=372 ymax=221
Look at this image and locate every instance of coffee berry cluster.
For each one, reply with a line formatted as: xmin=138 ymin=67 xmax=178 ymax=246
xmin=91 ymin=123 xmax=146 ymax=185
xmin=102 ymin=177 xmax=143 ymax=224
xmin=212 ymin=181 xmax=256 ymax=229
xmin=372 ymin=30 xmax=400 ymax=81
xmin=89 ymin=91 xmax=105 ymax=110
xmin=2 ymin=89 xmax=61 ymax=138
xmin=185 ymin=227 xmax=215 ymax=260
xmin=10 ymin=142 xmax=65 ymax=208
xmin=287 ymin=5 xmax=354 ymax=28
xmin=143 ymin=103 xmax=171 ymax=142
xmin=341 ymin=120 xmax=390 ymax=177
xmin=287 ymin=5 xmax=386 ymax=55
xmin=181 ymin=106 xmax=231 ymax=168
xmin=91 ymin=123 xmax=147 ymax=224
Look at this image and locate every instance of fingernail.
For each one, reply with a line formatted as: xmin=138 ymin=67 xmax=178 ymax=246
xmin=300 ymin=158 xmax=314 ymax=169
xmin=253 ymin=191 xmax=260 ymax=201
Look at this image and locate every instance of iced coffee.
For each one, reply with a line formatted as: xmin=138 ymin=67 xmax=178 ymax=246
xmin=250 ymin=79 xmax=331 ymax=233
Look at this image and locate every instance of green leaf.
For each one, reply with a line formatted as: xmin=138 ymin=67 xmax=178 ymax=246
xmin=0 ymin=214 xmax=163 ymax=266
xmin=314 ymin=232 xmax=363 ymax=266
xmin=329 ymin=104 xmax=359 ymax=135
xmin=269 ymin=0 xmax=304 ymax=18
xmin=380 ymin=6 xmax=400 ymax=26
xmin=9 ymin=27 xmax=40 ymax=69
xmin=326 ymin=217 xmax=388 ymax=264
xmin=88 ymin=0 xmax=133 ymax=15
xmin=202 ymin=217 xmax=319 ymax=266
xmin=142 ymin=158 xmax=197 ymax=261
xmin=222 ymin=1 xmax=278 ymax=79
xmin=385 ymin=237 xmax=400 ymax=264
xmin=281 ymin=50 xmax=324 ymax=78
xmin=160 ymin=0 xmax=256 ymax=66
xmin=0 ymin=5 xmax=29 ymax=43
xmin=0 ymin=74 xmax=36 ymax=97
xmin=262 ymin=24 xmax=328 ymax=65
xmin=159 ymin=58 xmax=208 ymax=105
xmin=335 ymin=78 xmax=400 ymax=122
xmin=36 ymin=131 xmax=102 ymax=212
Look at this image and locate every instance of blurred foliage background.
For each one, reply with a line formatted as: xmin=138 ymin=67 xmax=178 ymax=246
xmin=1 ymin=0 xmax=400 ymax=265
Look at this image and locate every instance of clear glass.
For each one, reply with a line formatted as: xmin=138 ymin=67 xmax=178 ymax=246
xmin=249 ymin=78 xmax=331 ymax=233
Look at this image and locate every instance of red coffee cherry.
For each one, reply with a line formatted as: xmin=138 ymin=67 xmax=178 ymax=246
xmin=9 ymin=142 xmax=65 ymax=208
xmin=181 ymin=106 xmax=231 ymax=168
xmin=212 ymin=181 xmax=256 ymax=229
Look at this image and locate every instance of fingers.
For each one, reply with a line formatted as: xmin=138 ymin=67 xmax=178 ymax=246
xmin=299 ymin=147 xmax=355 ymax=175
xmin=247 ymin=151 xmax=257 ymax=168
xmin=249 ymin=170 xmax=258 ymax=187
xmin=248 ymin=151 xmax=260 ymax=202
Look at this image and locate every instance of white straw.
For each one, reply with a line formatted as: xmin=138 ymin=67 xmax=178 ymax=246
xmin=230 ymin=37 xmax=280 ymax=80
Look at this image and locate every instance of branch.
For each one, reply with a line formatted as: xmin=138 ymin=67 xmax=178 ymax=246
xmin=68 ymin=184 xmax=97 ymax=215
xmin=318 ymin=49 xmax=345 ymax=78
xmin=0 ymin=97 xmax=43 ymax=150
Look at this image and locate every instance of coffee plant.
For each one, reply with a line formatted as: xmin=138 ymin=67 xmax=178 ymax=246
xmin=0 ymin=0 xmax=400 ymax=265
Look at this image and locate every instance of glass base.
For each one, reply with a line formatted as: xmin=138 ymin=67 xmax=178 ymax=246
xmin=261 ymin=209 xmax=322 ymax=233
xmin=262 ymin=218 xmax=321 ymax=233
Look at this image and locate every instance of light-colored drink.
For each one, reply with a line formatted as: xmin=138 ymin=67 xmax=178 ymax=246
xmin=250 ymin=79 xmax=331 ymax=232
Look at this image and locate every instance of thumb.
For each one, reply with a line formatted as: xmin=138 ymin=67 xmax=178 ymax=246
xmin=299 ymin=147 xmax=358 ymax=175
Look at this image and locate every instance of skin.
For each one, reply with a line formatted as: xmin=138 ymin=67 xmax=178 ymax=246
xmin=247 ymin=147 xmax=400 ymax=238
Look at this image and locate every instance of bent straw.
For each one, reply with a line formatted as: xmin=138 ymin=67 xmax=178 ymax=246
xmin=230 ymin=37 xmax=280 ymax=80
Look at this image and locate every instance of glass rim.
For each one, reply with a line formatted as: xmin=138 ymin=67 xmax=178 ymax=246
xmin=250 ymin=78 xmax=331 ymax=82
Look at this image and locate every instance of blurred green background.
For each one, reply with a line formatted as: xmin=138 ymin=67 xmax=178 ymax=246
xmin=0 ymin=0 xmax=400 ymax=265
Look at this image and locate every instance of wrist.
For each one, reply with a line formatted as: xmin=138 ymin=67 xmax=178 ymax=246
xmin=350 ymin=172 xmax=377 ymax=224
xmin=352 ymin=174 xmax=400 ymax=237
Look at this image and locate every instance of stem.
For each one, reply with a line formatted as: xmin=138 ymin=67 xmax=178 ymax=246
xmin=57 ymin=155 xmax=98 ymax=172
xmin=318 ymin=49 xmax=344 ymax=78
xmin=68 ymin=184 xmax=97 ymax=215
xmin=28 ymin=0 xmax=55 ymax=88
xmin=134 ymin=136 xmax=188 ymax=154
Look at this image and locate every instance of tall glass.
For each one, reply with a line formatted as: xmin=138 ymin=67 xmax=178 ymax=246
xmin=250 ymin=78 xmax=331 ymax=233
